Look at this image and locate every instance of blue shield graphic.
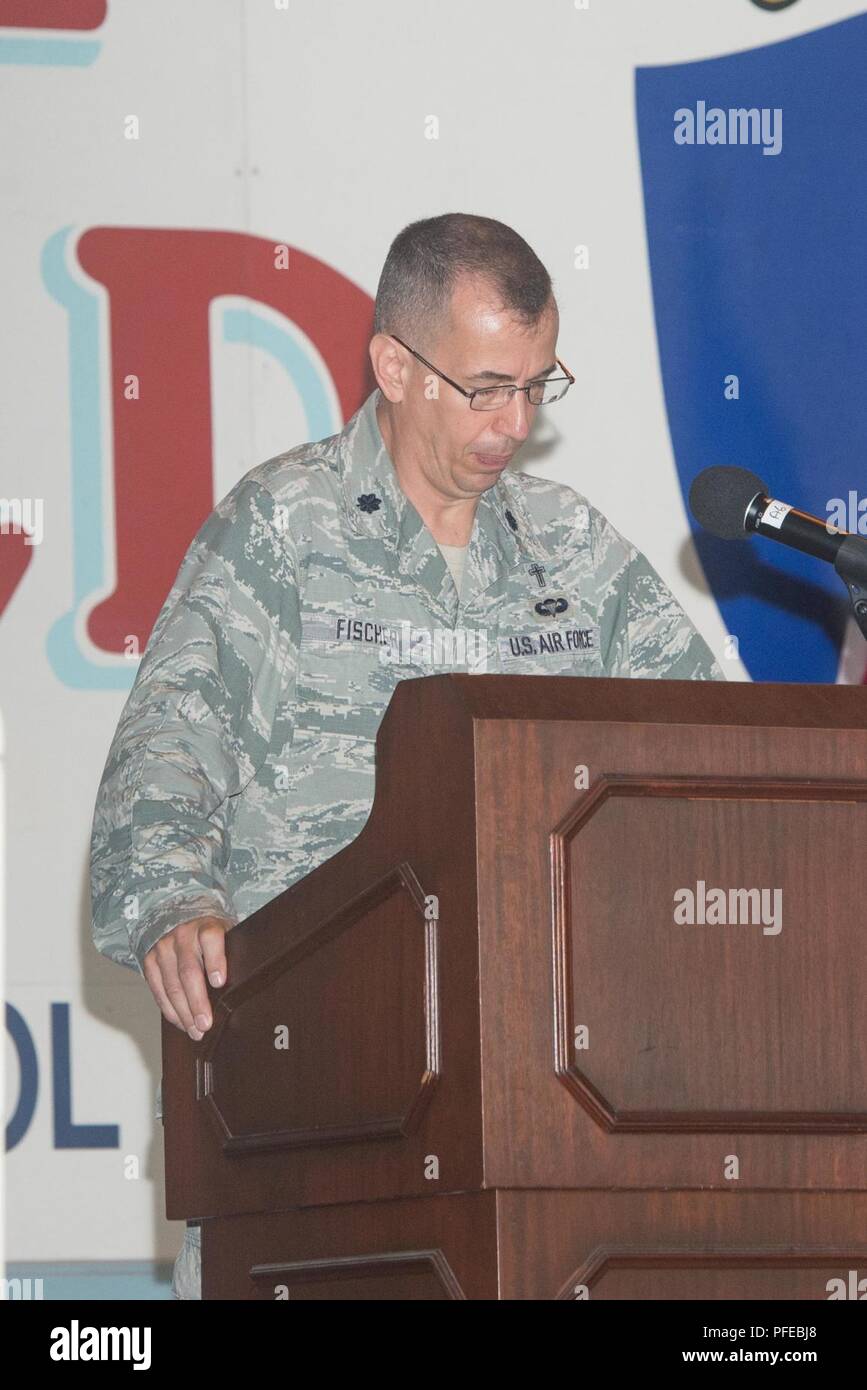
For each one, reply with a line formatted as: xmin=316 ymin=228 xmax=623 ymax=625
xmin=636 ymin=14 xmax=867 ymax=682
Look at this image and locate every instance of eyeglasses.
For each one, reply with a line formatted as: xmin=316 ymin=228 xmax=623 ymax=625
xmin=390 ymin=334 xmax=575 ymax=411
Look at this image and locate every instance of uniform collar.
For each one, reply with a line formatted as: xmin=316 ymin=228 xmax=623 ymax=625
xmin=337 ymin=387 xmax=548 ymax=569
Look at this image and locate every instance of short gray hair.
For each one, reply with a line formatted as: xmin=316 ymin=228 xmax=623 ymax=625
xmin=373 ymin=212 xmax=554 ymax=351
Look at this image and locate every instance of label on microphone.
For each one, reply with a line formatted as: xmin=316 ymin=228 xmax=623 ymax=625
xmin=759 ymin=498 xmax=792 ymax=529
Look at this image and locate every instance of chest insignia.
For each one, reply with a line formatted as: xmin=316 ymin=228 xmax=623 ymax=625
xmin=534 ymin=595 xmax=569 ymax=618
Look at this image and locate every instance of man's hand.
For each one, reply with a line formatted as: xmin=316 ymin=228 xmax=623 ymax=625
xmin=142 ymin=916 xmax=234 ymax=1039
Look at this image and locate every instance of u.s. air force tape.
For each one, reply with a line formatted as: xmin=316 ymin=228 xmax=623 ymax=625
xmin=498 ymin=624 xmax=600 ymax=660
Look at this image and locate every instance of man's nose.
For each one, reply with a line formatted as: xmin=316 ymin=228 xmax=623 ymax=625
xmin=498 ymin=388 xmax=533 ymax=440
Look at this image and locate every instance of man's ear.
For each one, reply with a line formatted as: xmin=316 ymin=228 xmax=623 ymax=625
xmin=369 ymin=333 xmax=406 ymax=404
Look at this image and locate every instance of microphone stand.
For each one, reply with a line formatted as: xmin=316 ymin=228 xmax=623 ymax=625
xmin=834 ymin=537 xmax=867 ymax=644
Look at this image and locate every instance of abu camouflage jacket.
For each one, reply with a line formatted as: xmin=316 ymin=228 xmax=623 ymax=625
xmin=90 ymin=385 xmax=724 ymax=981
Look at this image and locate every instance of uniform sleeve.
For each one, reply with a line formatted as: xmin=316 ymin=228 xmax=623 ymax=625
xmin=89 ymin=478 xmax=302 ymax=976
xmin=591 ymin=504 xmax=725 ymax=681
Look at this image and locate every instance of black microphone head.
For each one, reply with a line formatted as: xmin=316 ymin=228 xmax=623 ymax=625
xmin=689 ymin=465 xmax=768 ymax=540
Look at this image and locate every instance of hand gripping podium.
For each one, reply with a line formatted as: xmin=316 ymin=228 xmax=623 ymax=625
xmin=162 ymin=674 xmax=867 ymax=1300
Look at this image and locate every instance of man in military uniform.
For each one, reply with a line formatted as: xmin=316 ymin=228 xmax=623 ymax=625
xmin=89 ymin=213 xmax=723 ymax=1300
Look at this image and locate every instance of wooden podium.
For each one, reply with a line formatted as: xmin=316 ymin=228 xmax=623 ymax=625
xmin=162 ymin=675 xmax=867 ymax=1299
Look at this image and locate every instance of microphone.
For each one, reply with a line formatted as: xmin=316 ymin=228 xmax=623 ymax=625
xmin=688 ymin=464 xmax=867 ymax=635
xmin=688 ymin=465 xmax=856 ymax=565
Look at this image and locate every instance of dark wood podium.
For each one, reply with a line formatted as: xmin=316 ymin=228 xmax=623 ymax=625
xmin=162 ymin=675 xmax=867 ymax=1299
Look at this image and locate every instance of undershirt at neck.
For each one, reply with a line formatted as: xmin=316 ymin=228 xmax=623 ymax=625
xmin=437 ymin=541 xmax=468 ymax=598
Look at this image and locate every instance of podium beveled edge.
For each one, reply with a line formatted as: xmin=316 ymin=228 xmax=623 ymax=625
xmin=388 ymin=673 xmax=867 ymax=731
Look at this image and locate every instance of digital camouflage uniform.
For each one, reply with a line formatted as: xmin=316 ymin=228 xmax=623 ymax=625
xmin=89 ymin=385 xmax=724 ymax=1298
